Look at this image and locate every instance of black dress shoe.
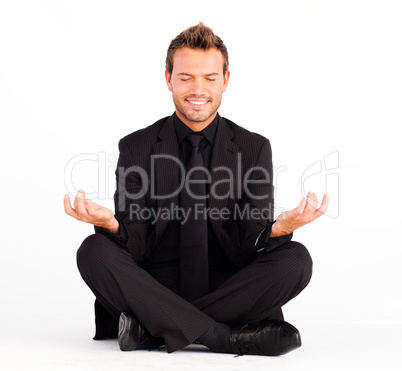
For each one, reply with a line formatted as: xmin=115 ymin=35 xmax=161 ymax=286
xmin=118 ymin=312 xmax=164 ymax=351
xmin=229 ymin=320 xmax=301 ymax=356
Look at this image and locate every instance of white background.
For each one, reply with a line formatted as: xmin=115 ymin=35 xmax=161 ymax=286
xmin=1 ymin=1 xmax=401 ymax=370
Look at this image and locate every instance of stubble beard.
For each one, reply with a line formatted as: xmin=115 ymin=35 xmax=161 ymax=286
xmin=173 ymin=94 xmax=222 ymax=124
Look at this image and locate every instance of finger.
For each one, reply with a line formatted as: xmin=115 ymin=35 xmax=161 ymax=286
xmin=312 ymin=192 xmax=319 ymax=209
xmin=306 ymin=192 xmax=318 ymax=211
xmin=64 ymin=194 xmax=79 ymax=219
xmin=75 ymin=190 xmax=88 ymax=217
xmin=312 ymin=194 xmax=329 ymax=220
xmin=73 ymin=189 xmax=84 ymax=209
xmin=84 ymin=195 xmax=104 ymax=219
xmin=315 ymin=193 xmax=329 ymax=217
xmin=81 ymin=191 xmax=97 ymax=216
xmin=297 ymin=197 xmax=307 ymax=214
xmin=82 ymin=191 xmax=90 ymax=210
xmin=85 ymin=198 xmax=96 ymax=216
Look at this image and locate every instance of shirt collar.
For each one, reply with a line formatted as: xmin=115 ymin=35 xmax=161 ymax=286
xmin=174 ymin=112 xmax=219 ymax=145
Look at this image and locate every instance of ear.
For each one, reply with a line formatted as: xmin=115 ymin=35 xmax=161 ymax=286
xmin=222 ymin=70 xmax=230 ymax=93
xmin=165 ymin=70 xmax=173 ymax=92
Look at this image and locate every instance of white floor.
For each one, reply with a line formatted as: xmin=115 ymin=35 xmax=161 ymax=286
xmin=2 ymin=314 xmax=401 ymax=371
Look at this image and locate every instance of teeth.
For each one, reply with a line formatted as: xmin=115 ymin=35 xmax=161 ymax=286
xmin=188 ymin=100 xmax=207 ymax=105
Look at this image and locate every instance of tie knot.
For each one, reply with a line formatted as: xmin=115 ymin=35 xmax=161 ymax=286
xmin=186 ymin=133 xmax=204 ymax=148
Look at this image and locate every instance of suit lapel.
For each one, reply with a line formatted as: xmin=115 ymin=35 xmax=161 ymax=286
xmin=208 ymin=116 xmax=239 ymax=240
xmin=152 ymin=115 xmax=181 ymax=245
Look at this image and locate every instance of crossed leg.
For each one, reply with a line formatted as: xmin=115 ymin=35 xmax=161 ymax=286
xmin=77 ymin=233 xmax=312 ymax=353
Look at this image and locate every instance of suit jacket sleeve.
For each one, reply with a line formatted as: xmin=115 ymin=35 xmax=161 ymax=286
xmin=95 ymin=137 xmax=150 ymax=263
xmin=238 ymin=138 xmax=292 ymax=253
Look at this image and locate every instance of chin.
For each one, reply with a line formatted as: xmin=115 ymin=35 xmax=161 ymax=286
xmin=187 ymin=113 xmax=211 ymax=122
xmin=174 ymin=99 xmax=220 ymax=124
xmin=186 ymin=113 xmax=214 ymax=124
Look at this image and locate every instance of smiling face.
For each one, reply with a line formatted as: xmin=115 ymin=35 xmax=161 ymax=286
xmin=165 ymin=47 xmax=230 ymax=131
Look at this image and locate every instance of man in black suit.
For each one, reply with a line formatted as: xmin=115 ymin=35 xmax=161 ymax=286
xmin=64 ymin=22 xmax=328 ymax=356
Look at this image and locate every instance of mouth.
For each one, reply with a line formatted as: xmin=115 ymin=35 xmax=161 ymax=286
xmin=185 ymin=99 xmax=209 ymax=109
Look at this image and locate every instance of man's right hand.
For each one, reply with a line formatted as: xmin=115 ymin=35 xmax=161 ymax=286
xmin=64 ymin=190 xmax=119 ymax=234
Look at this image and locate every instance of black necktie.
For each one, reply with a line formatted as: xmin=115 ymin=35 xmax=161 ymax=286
xmin=179 ymin=133 xmax=209 ymax=301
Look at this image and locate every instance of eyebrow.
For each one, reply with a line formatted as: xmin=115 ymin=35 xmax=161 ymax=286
xmin=177 ymin=72 xmax=220 ymax=77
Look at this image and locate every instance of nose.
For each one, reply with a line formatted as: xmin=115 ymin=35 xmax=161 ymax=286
xmin=189 ymin=77 xmax=206 ymax=96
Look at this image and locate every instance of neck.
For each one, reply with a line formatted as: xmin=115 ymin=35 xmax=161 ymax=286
xmin=176 ymin=111 xmax=217 ymax=132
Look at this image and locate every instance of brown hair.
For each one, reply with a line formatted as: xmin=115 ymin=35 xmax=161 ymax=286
xmin=166 ymin=22 xmax=229 ymax=75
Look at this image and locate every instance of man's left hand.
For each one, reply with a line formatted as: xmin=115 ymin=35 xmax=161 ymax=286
xmin=271 ymin=192 xmax=329 ymax=237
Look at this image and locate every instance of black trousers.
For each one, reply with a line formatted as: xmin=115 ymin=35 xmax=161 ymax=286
xmin=77 ymin=233 xmax=313 ymax=353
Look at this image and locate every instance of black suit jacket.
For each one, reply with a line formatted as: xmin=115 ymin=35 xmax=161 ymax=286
xmin=107 ymin=113 xmax=277 ymax=270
